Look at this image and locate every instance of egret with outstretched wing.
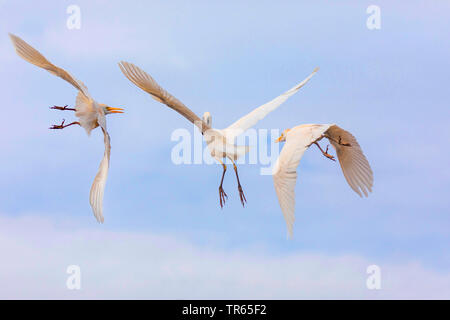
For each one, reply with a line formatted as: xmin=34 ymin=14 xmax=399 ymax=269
xmin=10 ymin=33 xmax=124 ymax=223
xmin=119 ymin=61 xmax=318 ymax=207
xmin=273 ymin=124 xmax=373 ymax=237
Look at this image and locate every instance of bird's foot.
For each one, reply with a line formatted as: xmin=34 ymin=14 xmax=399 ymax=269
xmin=237 ymin=184 xmax=247 ymax=207
xmin=314 ymin=142 xmax=336 ymax=161
xmin=50 ymin=105 xmax=76 ymax=111
xmin=219 ymin=186 xmax=228 ymax=208
xmin=49 ymin=119 xmax=66 ymax=129
xmin=49 ymin=119 xmax=80 ymax=129
xmin=322 ymin=145 xmax=336 ymax=161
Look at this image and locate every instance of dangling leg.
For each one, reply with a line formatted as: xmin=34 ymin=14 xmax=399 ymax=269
xmin=49 ymin=119 xmax=81 ymax=130
xmin=50 ymin=105 xmax=76 ymax=111
xmin=231 ymin=159 xmax=247 ymax=207
xmin=313 ymin=142 xmax=335 ymax=161
xmin=217 ymin=159 xmax=228 ymax=208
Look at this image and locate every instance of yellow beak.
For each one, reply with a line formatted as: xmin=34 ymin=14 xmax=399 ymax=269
xmin=106 ymin=107 xmax=124 ymax=114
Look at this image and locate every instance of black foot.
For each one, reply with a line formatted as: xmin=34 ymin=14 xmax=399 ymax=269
xmin=49 ymin=119 xmax=66 ymax=129
xmin=50 ymin=105 xmax=76 ymax=111
xmin=323 ymin=145 xmax=336 ymax=161
xmin=219 ymin=186 xmax=228 ymax=208
xmin=238 ymin=184 xmax=247 ymax=207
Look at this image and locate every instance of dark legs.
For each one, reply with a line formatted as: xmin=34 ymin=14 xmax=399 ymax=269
xmin=311 ymin=134 xmax=351 ymax=161
xmin=50 ymin=105 xmax=76 ymax=111
xmin=231 ymin=160 xmax=247 ymax=207
xmin=49 ymin=119 xmax=81 ymax=130
xmin=313 ymin=142 xmax=336 ymax=161
xmin=49 ymin=105 xmax=78 ymax=129
xmin=217 ymin=159 xmax=247 ymax=208
xmin=218 ymin=160 xmax=228 ymax=208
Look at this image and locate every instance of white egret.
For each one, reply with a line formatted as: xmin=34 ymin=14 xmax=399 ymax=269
xmin=119 ymin=61 xmax=318 ymax=207
xmin=9 ymin=33 xmax=124 ymax=223
xmin=273 ymin=124 xmax=373 ymax=237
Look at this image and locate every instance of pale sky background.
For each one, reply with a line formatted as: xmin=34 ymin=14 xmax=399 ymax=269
xmin=0 ymin=0 xmax=449 ymax=299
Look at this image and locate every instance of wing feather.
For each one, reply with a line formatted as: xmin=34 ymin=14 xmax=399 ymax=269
xmin=89 ymin=116 xmax=110 ymax=223
xmin=223 ymin=67 xmax=319 ymax=142
xmin=9 ymin=33 xmax=90 ymax=98
xmin=325 ymin=125 xmax=373 ymax=197
xmin=118 ymin=61 xmax=209 ymax=133
xmin=272 ymin=129 xmax=318 ymax=238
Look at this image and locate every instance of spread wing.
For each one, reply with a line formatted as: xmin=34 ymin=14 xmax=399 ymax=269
xmin=9 ymin=33 xmax=90 ymax=98
xmin=273 ymin=124 xmax=373 ymax=237
xmin=272 ymin=129 xmax=318 ymax=238
xmin=223 ymin=67 xmax=319 ymax=142
xmin=118 ymin=61 xmax=210 ymax=133
xmin=89 ymin=114 xmax=110 ymax=223
xmin=325 ymin=125 xmax=373 ymax=197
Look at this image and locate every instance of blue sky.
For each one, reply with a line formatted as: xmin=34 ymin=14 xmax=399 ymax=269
xmin=1 ymin=0 xmax=449 ymax=298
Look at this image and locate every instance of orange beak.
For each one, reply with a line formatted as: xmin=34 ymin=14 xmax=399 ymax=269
xmin=106 ymin=107 xmax=124 ymax=114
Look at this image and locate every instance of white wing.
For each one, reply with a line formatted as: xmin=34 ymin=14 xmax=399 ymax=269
xmin=325 ymin=125 xmax=373 ymax=197
xmin=9 ymin=33 xmax=90 ymax=98
xmin=272 ymin=127 xmax=322 ymax=238
xmin=223 ymin=67 xmax=319 ymax=142
xmin=273 ymin=124 xmax=373 ymax=237
xmin=89 ymin=114 xmax=110 ymax=223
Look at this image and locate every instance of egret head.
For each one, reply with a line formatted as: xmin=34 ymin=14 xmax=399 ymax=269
xmin=202 ymin=112 xmax=212 ymax=127
xmin=275 ymin=128 xmax=290 ymax=143
xmin=100 ymin=103 xmax=124 ymax=115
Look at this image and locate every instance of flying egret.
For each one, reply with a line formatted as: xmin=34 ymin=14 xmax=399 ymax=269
xmin=9 ymin=33 xmax=124 ymax=223
xmin=119 ymin=61 xmax=318 ymax=207
xmin=273 ymin=124 xmax=373 ymax=237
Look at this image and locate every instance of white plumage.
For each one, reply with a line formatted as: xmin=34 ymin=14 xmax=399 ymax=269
xmin=9 ymin=33 xmax=124 ymax=223
xmin=119 ymin=61 xmax=319 ymax=207
xmin=273 ymin=124 xmax=373 ymax=238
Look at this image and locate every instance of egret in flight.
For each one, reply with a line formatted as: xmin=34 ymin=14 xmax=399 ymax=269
xmin=9 ymin=33 xmax=124 ymax=223
xmin=273 ymin=124 xmax=373 ymax=237
xmin=119 ymin=61 xmax=318 ymax=208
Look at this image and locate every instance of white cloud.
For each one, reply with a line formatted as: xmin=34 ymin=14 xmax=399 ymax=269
xmin=0 ymin=214 xmax=449 ymax=299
